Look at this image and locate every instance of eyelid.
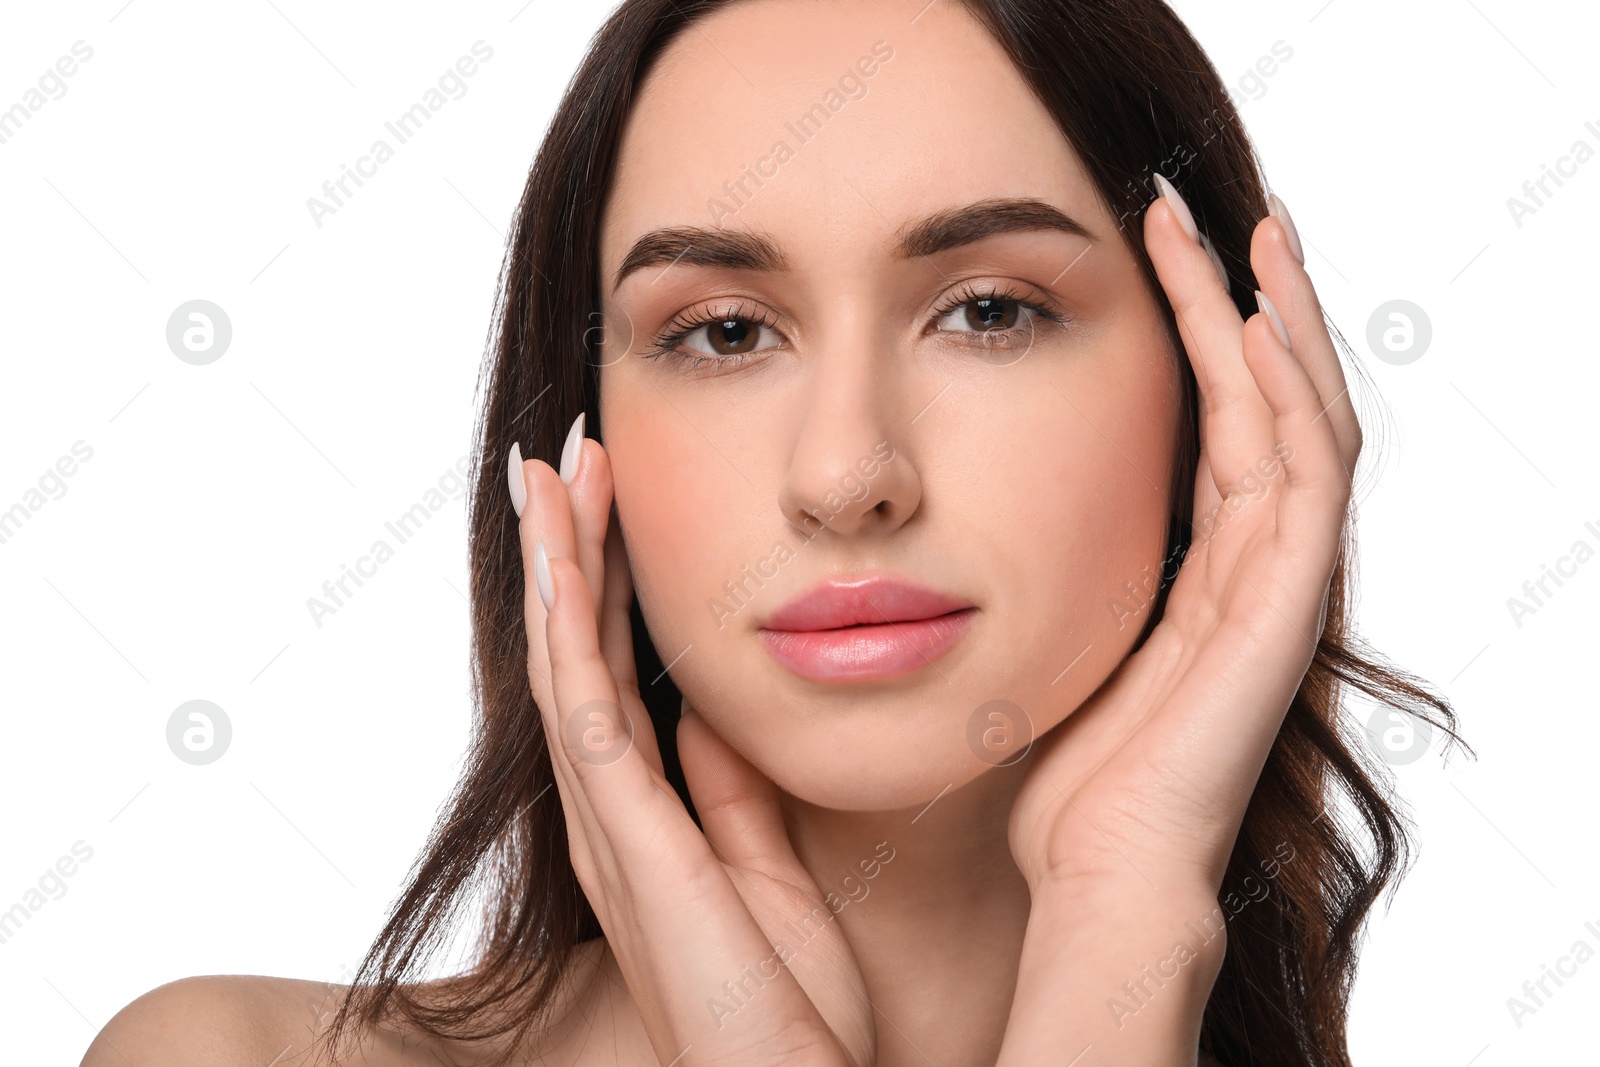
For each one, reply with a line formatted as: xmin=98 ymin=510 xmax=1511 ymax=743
xmin=928 ymin=279 xmax=1068 ymax=322
xmin=641 ymin=296 xmax=788 ymax=363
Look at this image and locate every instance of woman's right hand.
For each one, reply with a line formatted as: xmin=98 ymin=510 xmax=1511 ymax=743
xmin=508 ymin=419 xmax=875 ymax=1067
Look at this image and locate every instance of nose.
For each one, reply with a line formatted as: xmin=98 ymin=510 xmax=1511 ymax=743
xmin=777 ymin=342 xmax=922 ymax=540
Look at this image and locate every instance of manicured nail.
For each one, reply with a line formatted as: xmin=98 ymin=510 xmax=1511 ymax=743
xmin=507 ymin=441 xmax=527 ymax=519
xmin=1199 ymin=231 xmax=1229 ymax=290
xmin=559 ymin=411 xmax=586 ymax=486
xmin=1268 ymin=193 xmax=1305 ymax=266
xmin=1153 ymin=172 xmax=1200 ymax=243
xmin=1255 ymin=291 xmax=1292 ymax=351
xmin=534 ymin=539 xmax=554 ymax=610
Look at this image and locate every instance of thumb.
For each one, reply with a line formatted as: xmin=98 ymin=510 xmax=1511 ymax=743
xmin=678 ymin=698 xmax=809 ymax=886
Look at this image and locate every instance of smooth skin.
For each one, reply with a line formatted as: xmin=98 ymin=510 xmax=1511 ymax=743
xmin=506 ymin=0 xmax=1356 ymax=1064
xmin=81 ymin=0 xmax=1357 ymax=1064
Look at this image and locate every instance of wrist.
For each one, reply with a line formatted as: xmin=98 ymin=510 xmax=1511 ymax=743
xmin=996 ymin=884 xmax=1226 ymax=1067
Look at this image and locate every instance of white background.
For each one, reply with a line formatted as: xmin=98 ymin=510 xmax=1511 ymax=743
xmin=1 ymin=0 xmax=1595 ymax=1062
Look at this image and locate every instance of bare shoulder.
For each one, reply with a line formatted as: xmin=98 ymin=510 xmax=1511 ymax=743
xmin=79 ymin=973 xmax=434 ymax=1067
xmin=80 ymin=943 xmax=647 ymax=1067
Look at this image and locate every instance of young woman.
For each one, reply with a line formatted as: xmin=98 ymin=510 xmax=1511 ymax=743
xmin=85 ymin=0 xmax=1460 ymax=1064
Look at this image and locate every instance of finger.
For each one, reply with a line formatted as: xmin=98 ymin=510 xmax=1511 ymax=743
xmin=560 ymin=413 xmax=611 ymax=620
xmin=679 ymin=701 xmax=812 ymax=887
xmin=1146 ymin=177 xmax=1276 ymax=501
xmin=1238 ymin=303 xmax=1353 ymax=552
xmin=536 ymin=551 xmax=664 ymax=886
xmin=1252 ymin=197 xmax=1362 ymax=477
xmin=512 ymin=444 xmax=580 ymax=737
xmin=507 ymin=456 xmax=597 ymax=887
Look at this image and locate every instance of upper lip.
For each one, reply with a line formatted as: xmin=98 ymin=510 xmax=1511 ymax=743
xmin=760 ymin=574 xmax=973 ymax=632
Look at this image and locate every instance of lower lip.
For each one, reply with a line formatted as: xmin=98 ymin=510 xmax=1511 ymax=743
xmin=758 ymin=608 xmax=976 ymax=683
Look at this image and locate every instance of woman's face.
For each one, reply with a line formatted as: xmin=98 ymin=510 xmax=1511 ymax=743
xmin=597 ymin=0 xmax=1181 ymax=811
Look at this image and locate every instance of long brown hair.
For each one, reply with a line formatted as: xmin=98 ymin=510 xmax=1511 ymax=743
xmin=319 ymin=2 xmax=1466 ymax=1064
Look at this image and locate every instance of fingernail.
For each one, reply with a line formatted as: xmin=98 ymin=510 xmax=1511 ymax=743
xmin=1199 ymin=231 xmax=1229 ymax=290
xmin=534 ymin=539 xmax=554 ymax=610
xmin=1268 ymin=193 xmax=1305 ymax=266
xmin=559 ymin=411 xmax=586 ymax=486
xmin=1255 ymin=290 xmax=1292 ymax=351
xmin=1153 ymin=172 xmax=1200 ymax=243
xmin=507 ymin=441 xmax=527 ymax=519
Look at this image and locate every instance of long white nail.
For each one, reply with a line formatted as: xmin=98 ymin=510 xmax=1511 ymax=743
xmin=559 ymin=411 xmax=586 ymax=486
xmin=1268 ymin=193 xmax=1305 ymax=266
xmin=1153 ymin=172 xmax=1200 ymax=243
xmin=507 ymin=441 xmax=527 ymax=518
xmin=1255 ymin=290 xmax=1292 ymax=351
xmin=534 ymin=539 xmax=554 ymax=610
xmin=1199 ymin=231 xmax=1229 ymax=290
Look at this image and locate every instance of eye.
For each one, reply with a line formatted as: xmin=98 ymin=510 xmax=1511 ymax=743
xmin=679 ymin=315 xmax=781 ymax=358
xmin=931 ymin=283 xmax=1067 ymax=343
xmin=641 ymin=299 xmax=784 ymax=371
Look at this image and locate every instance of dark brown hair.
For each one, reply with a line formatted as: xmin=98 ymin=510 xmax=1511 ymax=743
xmin=319 ymin=2 xmax=1466 ymax=1064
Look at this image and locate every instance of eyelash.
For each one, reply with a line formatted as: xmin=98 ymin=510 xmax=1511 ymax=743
xmin=638 ymin=284 xmax=1070 ymax=372
xmin=931 ymin=282 xmax=1070 ymax=342
xmin=639 ymin=299 xmax=782 ymax=373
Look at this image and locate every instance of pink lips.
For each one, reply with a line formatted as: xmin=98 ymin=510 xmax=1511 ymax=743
xmin=758 ymin=575 xmax=976 ymax=683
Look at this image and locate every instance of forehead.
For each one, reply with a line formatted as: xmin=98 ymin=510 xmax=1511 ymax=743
xmin=599 ymin=0 xmax=1108 ymax=282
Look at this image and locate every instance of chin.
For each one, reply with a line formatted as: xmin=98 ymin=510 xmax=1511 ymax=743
xmin=705 ymin=690 xmax=998 ymax=813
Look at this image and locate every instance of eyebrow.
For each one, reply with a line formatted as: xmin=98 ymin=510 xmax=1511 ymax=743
xmin=609 ymin=197 xmax=1094 ymax=293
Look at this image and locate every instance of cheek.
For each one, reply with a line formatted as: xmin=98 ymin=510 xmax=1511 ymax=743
xmin=602 ymin=379 xmax=766 ymax=673
xmin=970 ymin=329 xmax=1181 ymax=710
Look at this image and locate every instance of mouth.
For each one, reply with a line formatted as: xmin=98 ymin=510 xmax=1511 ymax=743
xmin=757 ymin=575 xmax=977 ymax=684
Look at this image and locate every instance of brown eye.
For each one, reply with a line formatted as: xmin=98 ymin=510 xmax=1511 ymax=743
xmin=667 ymin=311 xmax=782 ymax=364
xmin=935 ymin=291 xmax=1046 ymax=337
xmin=965 ymin=296 xmax=1019 ymax=331
xmin=708 ymin=318 xmax=759 ymax=354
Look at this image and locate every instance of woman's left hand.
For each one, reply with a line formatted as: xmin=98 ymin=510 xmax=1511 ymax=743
xmin=997 ymin=185 xmax=1362 ymax=1065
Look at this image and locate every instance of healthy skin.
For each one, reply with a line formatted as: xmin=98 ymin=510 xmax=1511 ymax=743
xmin=81 ymin=0 xmax=1357 ymax=1063
xmin=508 ymin=0 xmax=1356 ymax=1064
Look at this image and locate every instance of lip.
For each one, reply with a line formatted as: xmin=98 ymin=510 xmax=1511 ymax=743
xmin=758 ymin=575 xmax=976 ymax=683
